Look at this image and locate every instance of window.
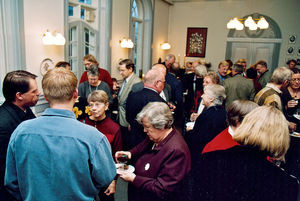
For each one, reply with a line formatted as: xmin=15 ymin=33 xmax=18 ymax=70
xmin=130 ymin=0 xmax=143 ymax=74
xmin=69 ymin=6 xmax=74 ymax=16
xmin=67 ymin=0 xmax=98 ymax=79
xmin=79 ymin=0 xmax=91 ymax=5
xmin=129 ymin=0 xmax=153 ymax=76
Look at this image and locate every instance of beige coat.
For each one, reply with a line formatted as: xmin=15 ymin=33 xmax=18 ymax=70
xmin=118 ymin=73 xmax=141 ymax=127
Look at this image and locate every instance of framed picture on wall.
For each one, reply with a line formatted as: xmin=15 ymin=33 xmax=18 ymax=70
xmin=186 ymin=27 xmax=207 ymax=57
xmin=288 ymin=35 xmax=296 ymax=44
xmin=287 ymin=46 xmax=295 ymax=55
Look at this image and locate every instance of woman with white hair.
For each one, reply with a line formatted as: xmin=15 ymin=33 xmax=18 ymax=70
xmin=193 ymin=106 xmax=299 ymax=201
xmin=185 ymin=84 xmax=227 ymax=166
xmin=115 ymin=102 xmax=191 ymax=201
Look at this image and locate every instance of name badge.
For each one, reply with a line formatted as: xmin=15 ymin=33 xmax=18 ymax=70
xmin=145 ymin=163 xmax=150 ymax=170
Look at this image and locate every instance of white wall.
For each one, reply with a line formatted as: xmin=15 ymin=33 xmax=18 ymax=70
xmin=111 ymin=0 xmax=131 ymax=80
xmin=152 ymin=0 xmax=171 ymax=64
xmin=23 ymin=0 xmax=65 ymax=90
xmin=168 ymin=0 xmax=300 ymax=70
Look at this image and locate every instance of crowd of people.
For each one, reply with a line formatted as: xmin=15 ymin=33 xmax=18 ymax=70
xmin=0 ymin=53 xmax=299 ymax=201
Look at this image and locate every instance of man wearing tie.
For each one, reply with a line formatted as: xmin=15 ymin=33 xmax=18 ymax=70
xmin=118 ymin=59 xmax=141 ymax=150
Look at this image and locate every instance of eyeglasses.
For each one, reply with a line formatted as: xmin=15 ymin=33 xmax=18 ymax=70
xmin=291 ymin=78 xmax=300 ymax=82
xmin=84 ymin=62 xmax=92 ymax=67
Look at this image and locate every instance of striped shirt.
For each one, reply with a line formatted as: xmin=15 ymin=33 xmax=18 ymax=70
xmin=254 ymin=83 xmax=282 ymax=110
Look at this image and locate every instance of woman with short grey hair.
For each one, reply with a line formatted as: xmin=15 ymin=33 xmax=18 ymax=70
xmin=115 ymin=102 xmax=191 ymax=201
xmin=136 ymin=102 xmax=173 ymax=129
xmin=202 ymin=84 xmax=226 ymax=107
xmin=78 ymin=64 xmax=113 ymax=104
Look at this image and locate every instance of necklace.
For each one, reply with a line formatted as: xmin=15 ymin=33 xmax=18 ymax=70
xmin=288 ymin=87 xmax=300 ymax=99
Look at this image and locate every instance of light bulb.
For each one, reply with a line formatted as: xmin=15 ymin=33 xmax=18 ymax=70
xmin=227 ymin=19 xmax=235 ymax=29
xmin=257 ymin=17 xmax=269 ymax=29
xmin=55 ymin=33 xmax=66 ymax=45
xmin=42 ymin=31 xmax=55 ymax=45
xmin=244 ymin=16 xmax=254 ymax=27
xmin=161 ymin=43 xmax=171 ymax=50
xmin=249 ymin=23 xmax=258 ymax=30
xmin=236 ymin=21 xmax=244 ymax=30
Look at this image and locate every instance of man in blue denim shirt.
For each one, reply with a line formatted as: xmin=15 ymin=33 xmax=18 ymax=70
xmin=5 ymin=68 xmax=116 ymax=201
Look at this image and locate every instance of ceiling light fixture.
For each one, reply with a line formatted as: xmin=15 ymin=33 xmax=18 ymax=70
xmin=227 ymin=16 xmax=269 ymax=31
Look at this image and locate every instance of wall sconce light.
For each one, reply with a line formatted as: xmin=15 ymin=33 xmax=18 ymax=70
xmin=161 ymin=42 xmax=171 ymax=50
xmin=42 ymin=30 xmax=66 ymax=45
xmin=227 ymin=16 xmax=269 ymax=31
xmin=119 ymin=38 xmax=134 ymax=48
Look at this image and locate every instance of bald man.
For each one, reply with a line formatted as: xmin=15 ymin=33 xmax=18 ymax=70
xmin=125 ymin=68 xmax=167 ymax=150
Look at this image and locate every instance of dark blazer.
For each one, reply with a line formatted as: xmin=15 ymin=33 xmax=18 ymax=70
xmin=258 ymin=69 xmax=272 ymax=88
xmin=0 ymin=101 xmax=35 ymax=199
xmin=166 ymin=73 xmax=184 ymax=121
xmin=182 ymin=73 xmax=204 ymax=114
xmin=126 ymin=88 xmax=166 ymax=149
xmin=131 ymin=82 xmax=172 ymax=103
xmin=185 ymin=105 xmax=227 ymax=166
xmin=192 ymin=146 xmax=299 ymax=201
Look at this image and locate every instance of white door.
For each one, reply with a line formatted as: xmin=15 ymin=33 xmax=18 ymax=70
xmin=231 ymin=42 xmax=275 ymax=70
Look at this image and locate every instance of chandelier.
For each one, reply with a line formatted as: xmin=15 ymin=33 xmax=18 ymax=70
xmin=227 ymin=16 xmax=269 ymax=31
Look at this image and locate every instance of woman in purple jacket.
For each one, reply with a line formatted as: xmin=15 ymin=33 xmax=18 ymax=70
xmin=115 ymin=102 xmax=191 ymax=201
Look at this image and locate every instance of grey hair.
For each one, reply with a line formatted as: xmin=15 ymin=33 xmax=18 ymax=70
xmin=194 ymin=65 xmax=207 ymax=78
xmin=136 ymin=102 xmax=173 ymax=129
xmin=232 ymin=64 xmax=244 ymax=74
xmin=204 ymin=84 xmax=226 ymax=106
xmin=165 ymin=54 xmax=175 ymax=61
xmin=271 ymin=67 xmax=292 ymax=84
xmin=87 ymin=64 xmax=99 ymax=77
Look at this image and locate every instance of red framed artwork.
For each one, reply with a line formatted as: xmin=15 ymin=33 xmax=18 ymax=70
xmin=186 ymin=27 xmax=207 ymax=57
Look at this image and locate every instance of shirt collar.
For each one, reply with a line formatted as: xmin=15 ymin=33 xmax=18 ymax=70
xmin=266 ymin=83 xmax=282 ymax=94
xmin=144 ymin=86 xmax=159 ymax=93
xmin=125 ymin=73 xmax=134 ymax=83
xmin=228 ymin=126 xmax=234 ymax=137
xmin=42 ymin=108 xmax=76 ymax=119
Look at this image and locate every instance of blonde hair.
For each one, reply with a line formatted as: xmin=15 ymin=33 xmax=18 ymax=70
xmin=87 ymin=90 xmax=108 ymax=104
xmin=218 ymin=60 xmax=229 ymax=69
xmin=236 ymin=58 xmax=246 ymax=64
xmin=233 ymin=106 xmax=290 ymax=159
xmin=83 ymin=54 xmax=99 ymax=66
xmin=42 ymin=68 xmax=77 ymax=103
xmin=204 ymin=71 xmax=219 ymax=84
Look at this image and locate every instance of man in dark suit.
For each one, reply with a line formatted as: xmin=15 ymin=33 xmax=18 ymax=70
xmin=125 ymin=68 xmax=167 ymax=150
xmin=223 ymin=64 xmax=256 ymax=110
xmin=183 ymin=63 xmax=207 ymax=116
xmin=0 ymin=70 xmax=40 ymax=200
xmin=131 ymin=64 xmax=173 ymax=103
